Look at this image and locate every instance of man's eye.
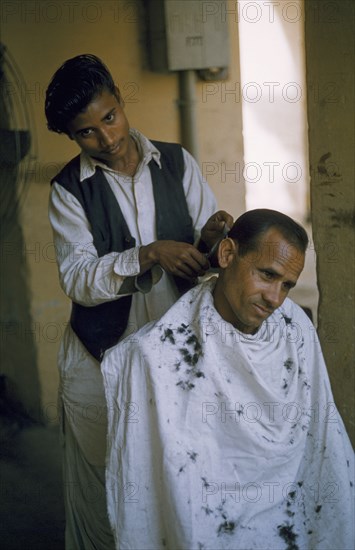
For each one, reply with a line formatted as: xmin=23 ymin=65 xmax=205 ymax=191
xmin=106 ymin=113 xmax=115 ymax=122
xmin=283 ymin=281 xmax=294 ymax=291
xmin=262 ymin=270 xmax=273 ymax=279
xmin=80 ymin=129 xmax=93 ymax=137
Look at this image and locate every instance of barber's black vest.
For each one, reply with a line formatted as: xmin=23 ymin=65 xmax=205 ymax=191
xmin=52 ymin=141 xmax=194 ymax=361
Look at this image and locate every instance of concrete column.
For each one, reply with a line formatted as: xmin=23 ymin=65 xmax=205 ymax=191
xmin=305 ymin=0 xmax=354 ymax=444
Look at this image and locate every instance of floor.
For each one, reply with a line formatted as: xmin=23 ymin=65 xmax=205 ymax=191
xmin=0 ymin=412 xmax=65 ymax=549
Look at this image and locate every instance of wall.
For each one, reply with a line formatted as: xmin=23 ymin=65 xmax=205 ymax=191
xmin=0 ymin=0 xmax=245 ymax=421
xmin=238 ymin=0 xmax=310 ymax=222
xmin=305 ymin=0 xmax=354 ymax=444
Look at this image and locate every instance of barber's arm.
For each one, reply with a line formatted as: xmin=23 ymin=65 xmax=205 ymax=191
xmin=49 ymin=182 xmax=156 ymax=305
xmin=178 ymin=149 xmax=233 ymax=251
xmin=198 ymin=210 xmax=234 ymax=251
xmin=138 ymin=209 xmax=234 ymax=281
xmin=146 ymin=148 xmax=233 ymax=278
xmin=138 ymin=145 xmax=233 ymax=281
xmin=138 ymin=240 xmax=210 ymax=281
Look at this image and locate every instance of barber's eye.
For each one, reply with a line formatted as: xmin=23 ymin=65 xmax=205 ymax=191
xmin=106 ymin=114 xmax=115 ymax=122
xmin=262 ymin=270 xmax=273 ymax=279
xmin=80 ymin=129 xmax=92 ymax=137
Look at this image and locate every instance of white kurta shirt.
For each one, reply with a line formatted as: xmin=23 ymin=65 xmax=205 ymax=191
xmin=49 ymin=129 xmax=217 ymax=465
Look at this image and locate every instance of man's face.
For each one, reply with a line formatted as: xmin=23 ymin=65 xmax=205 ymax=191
xmin=67 ymin=88 xmax=131 ymax=170
xmin=214 ymin=228 xmax=305 ymax=334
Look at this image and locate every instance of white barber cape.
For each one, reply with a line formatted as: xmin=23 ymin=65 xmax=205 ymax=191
xmin=102 ymin=279 xmax=354 ymax=550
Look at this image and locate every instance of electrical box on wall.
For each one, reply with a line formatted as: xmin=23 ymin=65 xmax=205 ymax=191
xmin=146 ymin=0 xmax=230 ymax=72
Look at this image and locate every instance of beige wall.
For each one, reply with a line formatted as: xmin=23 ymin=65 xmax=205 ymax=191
xmin=0 ymin=0 xmax=245 ymax=421
xmin=305 ymin=0 xmax=354 ymax=444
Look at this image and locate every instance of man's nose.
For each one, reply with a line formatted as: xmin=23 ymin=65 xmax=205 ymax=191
xmin=263 ymin=283 xmax=283 ymax=309
xmin=99 ymin=129 xmax=115 ymax=148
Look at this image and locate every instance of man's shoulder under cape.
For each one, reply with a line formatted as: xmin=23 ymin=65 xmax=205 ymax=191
xmin=105 ymin=277 xmax=313 ymax=361
xmin=102 ymin=278 xmax=354 ymax=550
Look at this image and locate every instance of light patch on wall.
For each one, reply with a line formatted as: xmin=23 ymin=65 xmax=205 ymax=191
xmin=237 ymin=0 xmax=309 ymax=223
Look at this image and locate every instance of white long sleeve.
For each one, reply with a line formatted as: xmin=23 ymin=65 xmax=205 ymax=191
xmin=49 ymin=182 xmax=144 ymax=305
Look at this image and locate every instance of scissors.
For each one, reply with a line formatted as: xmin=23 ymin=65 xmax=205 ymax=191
xmin=205 ymin=222 xmax=230 ymax=261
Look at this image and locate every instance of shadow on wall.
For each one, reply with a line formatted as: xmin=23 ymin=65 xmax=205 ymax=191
xmin=0 ymin=43 xmax=42 ymax=421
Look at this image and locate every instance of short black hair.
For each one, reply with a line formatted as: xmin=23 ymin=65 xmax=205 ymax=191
xmin=228 ymin=209 xmax=309 ymax=256
xmin=45 ymin=54 xmax=119 ymax=135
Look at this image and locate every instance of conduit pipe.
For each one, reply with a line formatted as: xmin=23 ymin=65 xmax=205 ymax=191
xmin=177 ymin=70 xmax=199 ymax=163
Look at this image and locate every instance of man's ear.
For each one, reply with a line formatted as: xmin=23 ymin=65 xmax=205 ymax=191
xmin=217 ymin=238 xmax=238 ymax=268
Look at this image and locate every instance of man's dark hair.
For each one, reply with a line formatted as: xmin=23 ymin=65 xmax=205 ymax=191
xmin=45 ymin=54 xmax=119 ymax=135
xmin=228 ymin=209 xmax=309 ymax=256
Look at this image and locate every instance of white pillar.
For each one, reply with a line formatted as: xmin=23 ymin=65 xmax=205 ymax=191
xmin=238 ymin=0 xmax=309 ymax=223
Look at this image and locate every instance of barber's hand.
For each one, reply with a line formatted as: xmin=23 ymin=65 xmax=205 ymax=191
xmin=200 ymin=210 xmax=234 ymax=250
xmin=140 ymin=241 xmax=210 ymax=280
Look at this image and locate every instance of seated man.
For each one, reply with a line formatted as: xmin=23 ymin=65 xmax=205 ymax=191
xmin=102 ymin=209 xmax=354 ymax=550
